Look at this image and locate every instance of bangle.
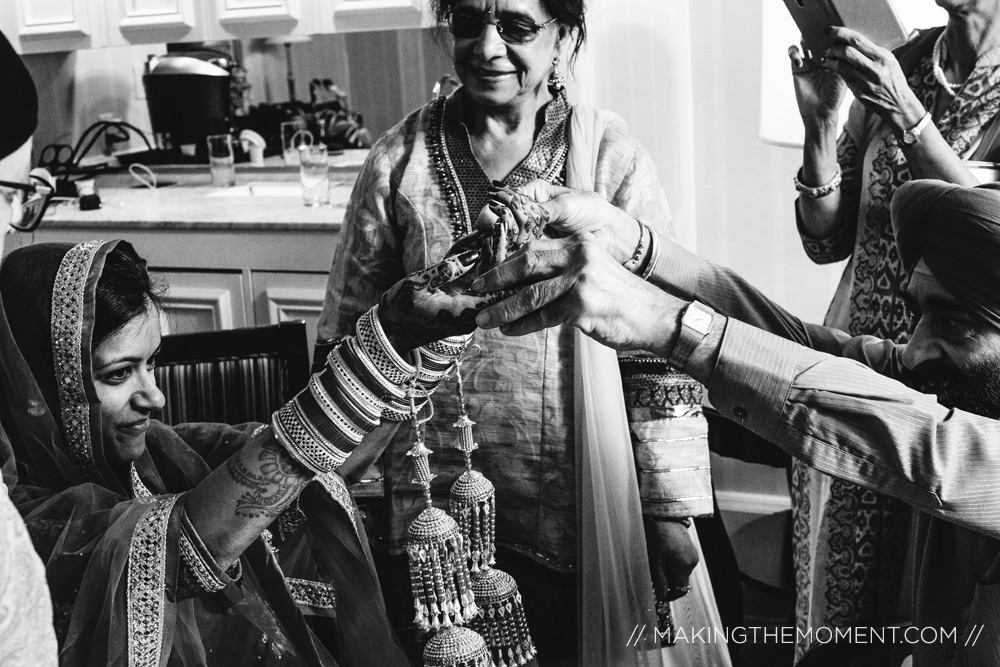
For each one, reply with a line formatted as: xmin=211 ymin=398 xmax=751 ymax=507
xmin=793 ymin=165 xmax=842 ymax=199
xmin=623 ymin=218 xmax=648 ymax=272
xmin=639 ymin=225 xmax=660 ymax=281
xmin=355 ymin=305 xmax=415 ymax=385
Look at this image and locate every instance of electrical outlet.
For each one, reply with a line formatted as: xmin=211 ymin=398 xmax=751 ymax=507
xmin=133 ymin=63 xmax=146 ymax=101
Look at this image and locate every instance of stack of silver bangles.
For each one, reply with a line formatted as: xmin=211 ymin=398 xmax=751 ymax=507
xmin=272 ymin=303 xmax=472 ymax=475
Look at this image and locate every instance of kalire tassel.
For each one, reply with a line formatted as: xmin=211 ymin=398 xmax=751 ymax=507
xmin=424 ymin=626 xmax=492 ymax=667
xmin=446 ymin=364 xmax=535 ymax=665
xmin=449 ymin=410 xmax=496 ymax=572
xmin=468 ymin=568 xmax=537 ymax=667
xmin=405 ymin=389 xmax=479 ymax=632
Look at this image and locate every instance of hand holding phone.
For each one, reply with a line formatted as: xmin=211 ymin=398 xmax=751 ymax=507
xmin=782 ymin=0 xmax=909 ymax=56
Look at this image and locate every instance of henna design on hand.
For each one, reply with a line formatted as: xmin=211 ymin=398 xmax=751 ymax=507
xmin=376 ymin=184 xmax=548 ymax=353
xmin=225 ymin=437 xmax=310 ymax=519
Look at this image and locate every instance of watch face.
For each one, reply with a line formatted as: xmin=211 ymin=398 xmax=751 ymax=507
xmin=685 ymin=305 xmax=713 ymax=334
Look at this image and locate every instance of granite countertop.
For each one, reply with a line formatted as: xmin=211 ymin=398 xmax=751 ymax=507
xmin=40 ymin=150 xmax=369 ymax=232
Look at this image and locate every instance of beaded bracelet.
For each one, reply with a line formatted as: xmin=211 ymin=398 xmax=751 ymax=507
xmin=637 ymin=224 xmax=660 ymax=281
xmin=623 ymin=218 xmax=648 ymax=273
xmin=793 ymin=165 xmax=842 ymax=199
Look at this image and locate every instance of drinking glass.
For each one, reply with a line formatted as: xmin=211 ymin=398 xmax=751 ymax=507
xmin=281 ymin=121 xmax=311 ymax=167
xmin=206 ymin=134 xmax=236 ymax=187
xmin=299 ymin=145 xmax=329 ymax=206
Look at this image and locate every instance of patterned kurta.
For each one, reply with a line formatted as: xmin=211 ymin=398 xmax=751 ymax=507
xmin=794 ymin=27 xmax=1000 ymax=660
xmin=316 ymin=89 xmax=712 ymax=571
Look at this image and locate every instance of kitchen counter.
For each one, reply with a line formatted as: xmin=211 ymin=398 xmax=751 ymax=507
xmin=39 ymin=149 xmax=370 ymax=232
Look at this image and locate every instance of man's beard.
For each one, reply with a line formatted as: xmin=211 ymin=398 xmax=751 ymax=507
xmin=914 ymin=352 xmax=1000 ymax=420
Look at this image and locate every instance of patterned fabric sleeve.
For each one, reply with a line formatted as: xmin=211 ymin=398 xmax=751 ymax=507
xmin=598 ymin=116 xmax=713 ymax=519
xmin=796 ymin=130 xmax=862 ymax=264
xmin=315 ymin=131 xmax=408 ymax=350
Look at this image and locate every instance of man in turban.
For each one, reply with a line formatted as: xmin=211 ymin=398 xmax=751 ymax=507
xmin=472 ymin=178 xmax=1000 ymax=666
xmin=0 ymin=27 xmax=59 ymax=667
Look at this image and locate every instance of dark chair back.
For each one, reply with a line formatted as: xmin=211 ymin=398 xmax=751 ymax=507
xmin=154 ymin=321 xmax=309 ymax=425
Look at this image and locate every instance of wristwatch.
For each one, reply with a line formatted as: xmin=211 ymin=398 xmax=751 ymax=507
xmin=668 ymin=301 xmax=715 ymax=370
xmin=901 ymin=112 xmax=932 ymax=146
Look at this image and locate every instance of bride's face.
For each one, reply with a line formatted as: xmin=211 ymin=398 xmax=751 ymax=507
xmin=92 ymin=302 xmax=165 ymax=464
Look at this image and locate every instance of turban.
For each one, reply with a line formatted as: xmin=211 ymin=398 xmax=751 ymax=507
xmin=0 ymin=30 xmax=37 ymax=161
xmin=892 ymin=179 xmax=1000 ymax=329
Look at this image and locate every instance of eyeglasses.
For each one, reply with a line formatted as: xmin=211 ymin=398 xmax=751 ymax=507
xmin=449 ymin=11 xmax=557 ymax=45
xmin=0 ymin=168 xmax=55 ymax=232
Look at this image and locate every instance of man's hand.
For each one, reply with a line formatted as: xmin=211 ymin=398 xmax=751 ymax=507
xmin=472 ymin=233 xmax=683 ymax=356
xmin=491 ymin=180 xmax=639 ymax=264
xmin=645 ymin=518 xmax=699 ymax=602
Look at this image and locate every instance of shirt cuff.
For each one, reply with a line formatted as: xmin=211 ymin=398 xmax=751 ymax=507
xmin=707 ymin=319 xmax=799 ymax=444
xmin=659 ymin=238 xmax=700 ymax=299
xmin=632 ymin=417 xmax=714 ymax=519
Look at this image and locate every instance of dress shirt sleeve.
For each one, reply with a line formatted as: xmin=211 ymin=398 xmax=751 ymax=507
xmin=705 ymin=318 xmax=1000 ymax=542
xmin=657 ymin=239 xmax=872 ymax=360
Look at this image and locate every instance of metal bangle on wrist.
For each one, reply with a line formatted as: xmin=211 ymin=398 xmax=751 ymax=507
xmin=794 ymin=165 xmax=842 ymax=199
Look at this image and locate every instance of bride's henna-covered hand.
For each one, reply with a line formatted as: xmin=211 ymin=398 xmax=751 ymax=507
xmin=486 ymin=182 xmax=550 ymax=253
xmin=378 ymin=250 xmax=507 ymax=354
xmin=377 ymin=185 xmax=549 ymax=354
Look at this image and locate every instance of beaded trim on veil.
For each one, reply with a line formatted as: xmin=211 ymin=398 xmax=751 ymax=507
xmin=50 ymin=239 xmax=105 ymax=479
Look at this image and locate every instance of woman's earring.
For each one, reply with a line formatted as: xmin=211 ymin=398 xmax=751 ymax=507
xmin=548 ymin=55 xmax=565 ymax=91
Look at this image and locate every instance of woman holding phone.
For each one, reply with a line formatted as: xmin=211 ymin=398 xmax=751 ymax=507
xmin=788 ymin=1 xmax=1000 ymax=661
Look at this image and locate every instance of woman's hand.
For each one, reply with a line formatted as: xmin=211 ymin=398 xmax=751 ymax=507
xmin=378 ymin=250 xmax=506 ymax=354
xmin=819 ymin=26 xmax=926 ymax=132
xmin=491 ymin=180 xmax=639 ymax=264
xmin=789 ymin=42 xmax=848 ymax=127
xmin=646 ymin=519 xmax=699 ymax=603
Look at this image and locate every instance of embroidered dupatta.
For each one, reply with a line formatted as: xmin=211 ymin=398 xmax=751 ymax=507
xmin=0 ymin=241 xmax=410 ymax=666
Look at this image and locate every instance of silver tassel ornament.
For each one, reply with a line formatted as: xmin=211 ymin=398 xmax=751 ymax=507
xmin=446 ymin=363 xmax=535 ymax=664
xmin=405 ymin=379 xmax=479 ymax=632
xmin=468 ymin=568 xmax=537 ymax=667
xmin=423 ymin=626 xmax=492 ymax=667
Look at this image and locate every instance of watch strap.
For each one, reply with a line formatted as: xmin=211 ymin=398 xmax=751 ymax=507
xmin=902 ymin=112 xmax=932 ymax=145
xmin=668 ymin=301 xmax=715 ymax=370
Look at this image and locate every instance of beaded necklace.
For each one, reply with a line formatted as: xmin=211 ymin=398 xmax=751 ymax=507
xmin=933 ymin=30 xmax=962 ymax=97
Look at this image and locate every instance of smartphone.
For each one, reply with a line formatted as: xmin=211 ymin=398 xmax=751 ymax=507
xmin=781 ymin=0 xmax=909 ymax=55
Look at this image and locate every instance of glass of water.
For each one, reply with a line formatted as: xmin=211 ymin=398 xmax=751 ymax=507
xmin=299 ymin=145 xmax=329 ymax=206
xmin=206 ymin=134 xmax=236 ymax=188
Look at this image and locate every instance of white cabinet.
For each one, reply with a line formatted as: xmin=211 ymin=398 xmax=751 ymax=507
xmin=158 ymin=270 xmax=249 ymax=335
xmin=3 ymin=0 xmax=107 ymax=53
xmin=204 ymin=0 xmax=320 ymax=40
xmin=251 ymin=271 xmax=328 ymax=350
xmin=1 ymin=0 xmax=432 ymax=52
xmin=320 ymin=0 xmax=427 ymax=33
xmin=105 ymin=0 xmax=207 ymax=47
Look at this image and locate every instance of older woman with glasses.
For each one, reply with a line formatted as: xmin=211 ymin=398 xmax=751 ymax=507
xmin=314 ymin=1 xmax=720 ymax=665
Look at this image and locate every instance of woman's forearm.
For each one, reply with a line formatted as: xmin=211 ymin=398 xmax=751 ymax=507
xmin=899 ymin=123 xmax=980 ymax=186
xmin=798 ymin=119 xmax=845 ymax=239
xmin=185 ymin=430 xmax=312 ymax=567
xmin=183 ymin=307 xmax=471 ymax=568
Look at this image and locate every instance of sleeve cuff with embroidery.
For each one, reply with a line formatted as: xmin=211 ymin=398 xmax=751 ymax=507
xmin=177 ymin=507 xmax=242 ymax=598
xmin=632 ymin=414 xmax=714 ymax=519
xmin=795 ymin=199 xmax=855 ymax=265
